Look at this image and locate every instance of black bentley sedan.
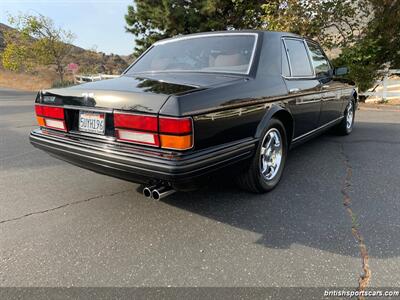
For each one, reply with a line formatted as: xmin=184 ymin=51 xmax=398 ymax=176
xmin=30 ymin=31 xmax=357 ymax=199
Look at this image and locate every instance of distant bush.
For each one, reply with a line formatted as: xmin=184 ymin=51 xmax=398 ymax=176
xmin=51 ymin=80 xmax=75 ymax=88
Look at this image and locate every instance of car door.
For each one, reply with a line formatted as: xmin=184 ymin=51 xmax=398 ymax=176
xmin=282 ymin=38 xmax=322 ymax=138
xmin=305 ymin=41 xmax=343 ymax=125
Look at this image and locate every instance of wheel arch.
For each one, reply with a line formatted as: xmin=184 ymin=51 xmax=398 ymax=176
xmin=352 ymin=88 xmax=359 ymax=109
xmin=255 ymin=105 xmax=294 ymax=146
xmin=352 ymin=89 xmax=358 ymax=101
xmin=342 ymin=88 xmax=358 ymax=115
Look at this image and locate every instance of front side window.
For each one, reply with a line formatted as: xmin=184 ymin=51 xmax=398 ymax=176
xmin=126 ymin=34 xmax=257 ymax=75
xmin=284 ymin=39 xmax=313 ymax=77
xmin=306 ymin=42 xmax=331 ymax=77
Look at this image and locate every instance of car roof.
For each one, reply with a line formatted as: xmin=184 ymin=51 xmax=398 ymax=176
xmin=153 ymin=30 xmax=304 ymax=45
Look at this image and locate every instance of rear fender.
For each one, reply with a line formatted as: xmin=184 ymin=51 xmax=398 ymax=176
xmin=255 ymin=104 xmax=294 ymax=145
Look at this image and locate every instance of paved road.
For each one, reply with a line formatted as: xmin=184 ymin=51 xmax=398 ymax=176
xmin=1 ymin=88 xmax=399 ymax=288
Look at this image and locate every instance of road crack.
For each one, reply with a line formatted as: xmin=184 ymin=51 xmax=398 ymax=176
xmin=340 ymin=144 xmax=371 ymax=298
xmin=0 ymin=189 xmax=132 ymax=225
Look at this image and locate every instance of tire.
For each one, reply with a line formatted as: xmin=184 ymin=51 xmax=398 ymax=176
xmin=336 ymin=99 xmax=355 ymax=135
xmin=236 ymin=118 xmax=288 ymax=193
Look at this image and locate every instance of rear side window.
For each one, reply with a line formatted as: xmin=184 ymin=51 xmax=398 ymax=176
xmin=306 ymin=42 xmax=331 ymax=77
xmin=284 ymin=39 xmax=313 ymax=77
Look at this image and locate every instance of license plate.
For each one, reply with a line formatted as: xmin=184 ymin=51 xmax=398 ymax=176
xmin=79 ymin=111 xmax=106 ymax=135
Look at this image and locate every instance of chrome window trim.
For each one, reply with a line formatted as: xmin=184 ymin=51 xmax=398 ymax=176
xmin=124 ymin=33 xmax=259 ymax=76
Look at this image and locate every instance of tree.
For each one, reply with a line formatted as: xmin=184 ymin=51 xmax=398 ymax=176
xmin=1 ymin=25 xmax=37 ymax=72
xmin=362 ymin=0 xmax=400 ymax=68
xmin=333 ymin=38 xmax=381 ymax=92
xmin=261 ymin=0 xmax=370 ymax=49
xmin=261 ymin=0 xmax=398 ymax=92
xmin=124 ymin=0 xmax=399 ymax=92
xmin=333 ymin=0 xmax=400 ymax=91
xmin=2 ymin=14 xmax=75 ymax=82
xmin=125 ymin=0 xmax=266 ymax=56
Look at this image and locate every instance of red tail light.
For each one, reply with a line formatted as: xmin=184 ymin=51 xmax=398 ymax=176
xmin=159 ymin=117 xmax=192 ymax=134
xmin=35 ymin=104 xmax=66 ymax=132
xmin=35 ymin=105 xmax=65 ymax=119
xmin=114 ymin=112 xmax=159 ymax=147
xmin=159 ymin=117 xmax=193 ymax=150
xmin=114 ymin=113 xmax=158 ymax=132
xmin=113 ymin=112 xmax=193 ymax=150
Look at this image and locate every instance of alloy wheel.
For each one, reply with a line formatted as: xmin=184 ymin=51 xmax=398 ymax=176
xmin=346 ymin=101 xmax=354 ymax=130
xmin=260 ymin=128 xmax=283 ymax=181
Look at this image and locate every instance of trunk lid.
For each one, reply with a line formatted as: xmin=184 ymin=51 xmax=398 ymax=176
xmin=40 ymin=75 xmax=202 ymax=113
xmin=37 ymin=73 xmax=244 ymax=144
xmin=40 ymin=74 xmax=244 ymax=112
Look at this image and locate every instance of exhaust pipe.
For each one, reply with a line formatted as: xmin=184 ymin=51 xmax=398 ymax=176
xmin=143 ymin=185 xmax=158 ymax=198
xmin=152 ymin=186 xmax=176 ymax=200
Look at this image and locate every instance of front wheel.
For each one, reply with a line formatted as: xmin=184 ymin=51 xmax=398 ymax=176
xmin=236 ymin=119 xmax=288 ymax=193
xmin=336 ymin=100 xmax=355 ymax=135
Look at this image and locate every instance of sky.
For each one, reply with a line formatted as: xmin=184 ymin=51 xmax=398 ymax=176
xmin=0 ymin=0 xmax=135 ymax=55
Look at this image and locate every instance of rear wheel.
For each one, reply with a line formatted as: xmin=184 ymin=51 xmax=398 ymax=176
xmin=236 ymin=119 xmax=288 ymax=193
xmin=336 ymin=100 xmax=355 ymax=135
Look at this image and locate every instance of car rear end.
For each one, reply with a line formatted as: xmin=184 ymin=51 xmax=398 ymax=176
xmin=30 ymin=88 xmax=198 ymax=182
xmin=30 ymin=88 xmax=257 ymax=195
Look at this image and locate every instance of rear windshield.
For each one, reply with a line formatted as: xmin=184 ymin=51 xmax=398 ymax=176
xmin=126 ymin=34 xmax=257 ymax=75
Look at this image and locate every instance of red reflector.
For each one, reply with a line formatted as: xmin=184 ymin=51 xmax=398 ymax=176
xmin=114 ymin=113 xmax=158 ymax=132
xmin=159 ymin=117 xmax=192 ymax=134
xmin=35 ymin=105 xmax=64 ymax=119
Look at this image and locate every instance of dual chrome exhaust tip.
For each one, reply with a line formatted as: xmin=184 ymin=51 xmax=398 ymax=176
xmin=143 ymin=184 xmax=176 ymax=200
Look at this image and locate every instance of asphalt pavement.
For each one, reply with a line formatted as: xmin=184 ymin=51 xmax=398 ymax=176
xmin=1 ymin=88 xmax=399 ymax=288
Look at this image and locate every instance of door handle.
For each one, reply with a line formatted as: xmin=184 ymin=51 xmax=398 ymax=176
xmin=321 ymin=85 xmax=330 ymax=90
xmin=289 ymin=88 xmax=300 ymax=93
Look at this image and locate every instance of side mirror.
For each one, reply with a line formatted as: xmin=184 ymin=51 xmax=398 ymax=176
xmin=334 ymin=67 xmax=349 ymax=76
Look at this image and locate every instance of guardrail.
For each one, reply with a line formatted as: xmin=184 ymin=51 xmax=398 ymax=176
xmin=74 ymin=74 xmax=119 ymax=83
xmin=359 ymin=69 xmax=400 ymax=101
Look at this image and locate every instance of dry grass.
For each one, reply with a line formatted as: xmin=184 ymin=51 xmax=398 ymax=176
xmin=0 ymin=69 xmax=55 ymax=91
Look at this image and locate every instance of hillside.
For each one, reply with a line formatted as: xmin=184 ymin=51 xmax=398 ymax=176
xmin=0 ymin=22 xmax=133 ymax=90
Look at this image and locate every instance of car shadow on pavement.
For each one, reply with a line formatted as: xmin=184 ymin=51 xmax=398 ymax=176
xmin=162 ymin=124 xmax=400 ymax=259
